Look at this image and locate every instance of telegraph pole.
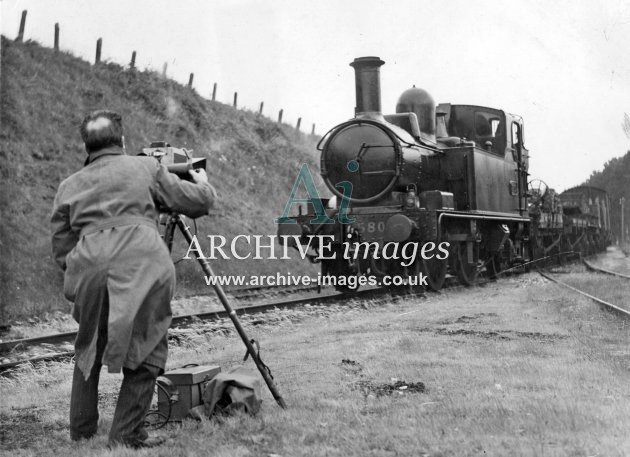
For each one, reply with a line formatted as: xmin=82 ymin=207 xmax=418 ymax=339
xmin=621 ymin=197 xmax=625 ymax=245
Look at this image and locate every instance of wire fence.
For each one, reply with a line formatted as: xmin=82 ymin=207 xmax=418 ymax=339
xmin=12 ymin=9 xmax=319 ymax=136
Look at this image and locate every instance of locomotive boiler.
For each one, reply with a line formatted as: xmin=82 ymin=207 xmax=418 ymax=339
xmin=278 ymin=56 xmax=532 ymax=291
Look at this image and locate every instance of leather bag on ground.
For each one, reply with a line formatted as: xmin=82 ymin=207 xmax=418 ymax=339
xmin=188 ymin=366 xmax=262 ymax=419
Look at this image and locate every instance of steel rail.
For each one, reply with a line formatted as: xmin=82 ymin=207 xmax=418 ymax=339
xmin=0 ymin=284 xmax=320 ymax=354
xmin=0 ymin=351 xmax=76 ymax=371
xmin=539 ymin=271 xmax=630 ymax=318
xmin=231 ymin=284 xmax=320 ymax=300
xmin=158 ymin=281 xmax=319 ymax=303
xmin=0 ymin=331 xmax=77 ymax=353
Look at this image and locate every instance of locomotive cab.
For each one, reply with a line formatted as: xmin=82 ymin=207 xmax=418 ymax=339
xmin=437 ymin=104 xmax=505 ymax=154
xmin=431 ymin=103 xmax=529 ymax=216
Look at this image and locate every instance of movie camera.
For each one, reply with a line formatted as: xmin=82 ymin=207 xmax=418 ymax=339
xmin=139 ymin=141 xmax=206 ymax=181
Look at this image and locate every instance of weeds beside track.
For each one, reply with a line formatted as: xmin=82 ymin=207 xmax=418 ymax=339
xmin=539 ymin=271 xmax=630 ymax=318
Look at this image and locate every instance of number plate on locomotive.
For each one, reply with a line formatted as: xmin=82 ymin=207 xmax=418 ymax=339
xmin=353 ymin=217 xmax=388 ymax=242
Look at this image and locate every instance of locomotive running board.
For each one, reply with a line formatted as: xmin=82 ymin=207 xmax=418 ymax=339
xmin=437 ymin=211 xmax=529 ymax=227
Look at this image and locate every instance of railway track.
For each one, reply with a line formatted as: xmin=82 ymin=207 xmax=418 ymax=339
xmin=0 ymin=285 xmax=399 ymax=374
xmin=538 ymin=253 xmax=630 ymax=318
xmin=539 ymin=269 xmax=630 ymax=318
xmin=3 ymin=250 xmax=622 ymax=374
xmin=177 ymin=280 xmax=320 ymax=301
xmin=0 ymin=282 xmax=317 ymax=352
xmin=0 ymin=263 xmax=545 ymax=374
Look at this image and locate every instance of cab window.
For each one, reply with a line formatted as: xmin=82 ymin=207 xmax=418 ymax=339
xmin=475 ymin=111 xmax=503 ymax=155
xmin=491 ymin=119 xmax=500 ymax=136
xmin=512 ymin=122 xmax=522 ymax=146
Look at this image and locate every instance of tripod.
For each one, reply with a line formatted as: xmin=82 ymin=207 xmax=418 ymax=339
xmin=163 ymin=213 xmax=286 ymax=409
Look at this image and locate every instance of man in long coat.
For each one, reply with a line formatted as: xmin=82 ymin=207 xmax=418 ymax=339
xmin=51 ymin=110 xmax=215 ymax=448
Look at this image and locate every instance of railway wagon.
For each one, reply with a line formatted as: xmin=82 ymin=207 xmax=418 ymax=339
xmin=559 ymin=185 xmax=612 ymax=254
xmin=278 ymin=56 xmax=530 ymax=291
xmin=528 ymin=180 xmax=565 ymax=260
xmin=528 ymin=184 xmax=612 ymax=260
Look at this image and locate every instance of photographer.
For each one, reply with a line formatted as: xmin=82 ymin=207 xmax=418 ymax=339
xmin=51 ymin=110 xmax=215 ymax=448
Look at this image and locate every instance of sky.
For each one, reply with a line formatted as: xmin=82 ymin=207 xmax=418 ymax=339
xmin=2 ymin=0 xmax=630 ymax=192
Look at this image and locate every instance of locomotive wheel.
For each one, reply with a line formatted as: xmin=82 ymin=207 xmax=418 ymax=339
xmin=455 ymin=244 xmax=478 ymax=287
xmin=421 ymin=256 xmax=447 ymax=291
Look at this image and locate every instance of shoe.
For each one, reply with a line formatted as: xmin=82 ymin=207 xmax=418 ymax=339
xmin=71 ymin=432 xmax=96 ymax=442
xmin=108 ymin=436 xmax=166 ymax=449
xmin=128 ymin=436 xmax=166 ymax=449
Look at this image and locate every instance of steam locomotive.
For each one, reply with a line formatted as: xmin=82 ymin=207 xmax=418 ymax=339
xmin=278 ymin=56 xmax=610 ymax=291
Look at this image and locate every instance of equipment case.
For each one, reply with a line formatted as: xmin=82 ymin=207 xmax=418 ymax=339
xmin=158 ymin=364 xmax=221 ymax=421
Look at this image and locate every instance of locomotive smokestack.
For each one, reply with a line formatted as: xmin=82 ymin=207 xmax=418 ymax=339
xmin=350 ymin=56 xmax=385 ymax=117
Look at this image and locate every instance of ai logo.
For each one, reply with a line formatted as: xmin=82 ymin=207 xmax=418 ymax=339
xmin=275 ymin=162 xmax=359 ymax=225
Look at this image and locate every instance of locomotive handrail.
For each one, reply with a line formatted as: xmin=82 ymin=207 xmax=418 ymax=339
xmin=360 ymin=170 xmax=397 ymax=176
xmin=437 ymin=211 xmax=530 ymax=223
xmin=316 ymin=123 xmax=343 ymax=151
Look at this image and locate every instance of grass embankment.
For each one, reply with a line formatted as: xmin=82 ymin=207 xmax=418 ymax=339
xmin=588 ymin=246 xmax=630 ymax=277
xmin=556 ymin=247 xmax=630 ymax=313
xmin=1 ymin=273 xmax=628 ymax=456
xmin=0 ymin=37 xmax=322 ymax=322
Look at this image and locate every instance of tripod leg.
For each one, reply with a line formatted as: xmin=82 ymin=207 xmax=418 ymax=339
xmin=174 ymin=215 xmax=287 ymax=409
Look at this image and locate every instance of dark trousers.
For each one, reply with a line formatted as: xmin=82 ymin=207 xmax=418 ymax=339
xmin=69 ymin=304 xmax=165 ymax=446
xmin=70 ymin=359 xmax=160 ymax=445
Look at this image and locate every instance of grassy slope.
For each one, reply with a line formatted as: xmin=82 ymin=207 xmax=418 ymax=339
xmin=0 ymin=37 xmax=322 ymax=322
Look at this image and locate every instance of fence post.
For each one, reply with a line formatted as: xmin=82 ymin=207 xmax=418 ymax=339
xmin=296 ymin=118 xmax=302 ymax=131
xmin=162 ymin=63 xmax=168 ymax=77
xmin=278 ymin=109 xmax=283 ymax=123
xmin=259 ymin=102 xmax=264 ymax=115
xmin=233 ymin=92 xmax=238 ymax=108
xmin=130 ymin=51 xmax=136 ymax=69
xmin=311 ymin=123 xmax=316 ymax=135
xmin=16 ymin=10 xmax=27 ymax=42
xmin=212 ymin=83 xmax=217 ymax=101
xmin=188 ymin=73 xmax=194 ymax=88
xmin=54 ymin=23 xmax=59 ymax=51
xmin=95 ymin=38 xmax=102 ymax=64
